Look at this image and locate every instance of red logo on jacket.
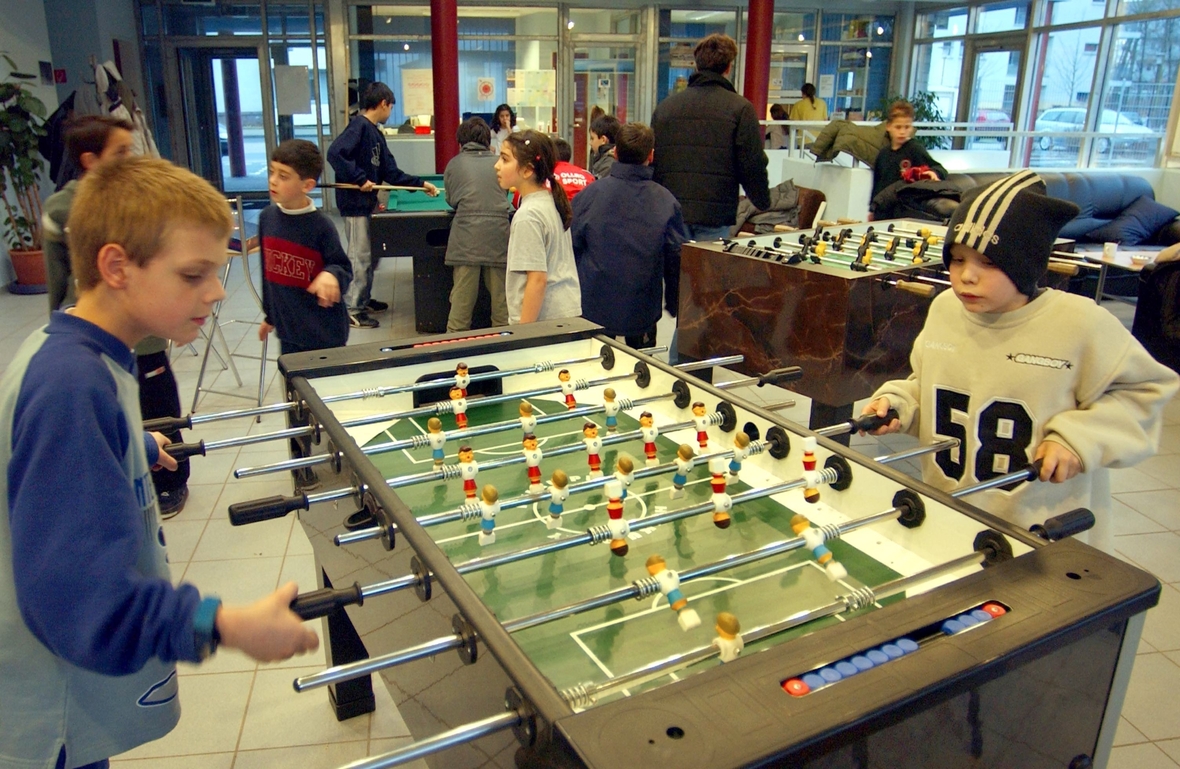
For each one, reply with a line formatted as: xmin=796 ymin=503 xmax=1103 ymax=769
xmin=262 ymin=237 xmax=323 ymax=289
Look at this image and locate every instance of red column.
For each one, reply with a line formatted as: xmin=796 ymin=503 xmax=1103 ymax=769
xmin=431 ymin=0 xmax=459 ymax=172
xmin=743 ymin=0 xmax=774 ymax=120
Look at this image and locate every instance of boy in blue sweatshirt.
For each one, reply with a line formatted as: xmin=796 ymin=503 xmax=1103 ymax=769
xmin=572 ymin=122 xmax=688 ymax=347
xmin=257 ymin=139 xmax=352 ymax=355
xmin=0 ymin=157 xmax=319 ymax=769
xmin=326 ymin=82 xmax=438 ymax=329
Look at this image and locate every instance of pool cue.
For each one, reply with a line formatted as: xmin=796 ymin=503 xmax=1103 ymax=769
xmin=322 ymin=182 xmax=443 ymax=192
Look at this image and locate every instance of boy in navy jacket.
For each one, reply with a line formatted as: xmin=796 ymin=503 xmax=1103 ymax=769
xmin=0 ymin=157 xmax=317 ymax=769
xmin=572 ymin=122 xmax=689 ymax=347
xmin=326 ymin=82 xmax=438 ymax=328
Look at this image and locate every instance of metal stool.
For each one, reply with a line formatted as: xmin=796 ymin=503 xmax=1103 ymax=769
xmin=190 ymin=196 xmax=269 ymax=416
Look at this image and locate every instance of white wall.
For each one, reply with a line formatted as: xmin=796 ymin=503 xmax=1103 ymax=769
xmin=0 ymin=0 xmax=58 ymax=284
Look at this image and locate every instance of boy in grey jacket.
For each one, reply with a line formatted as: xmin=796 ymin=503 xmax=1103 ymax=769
xmin=443 ymin=117 xmax=512 ymax=330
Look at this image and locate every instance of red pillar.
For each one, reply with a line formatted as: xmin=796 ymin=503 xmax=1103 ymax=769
xmin=743 ymin=0 xmax=774 ymax=120
xmin=431 ymin=0 xmax=459 ymax=173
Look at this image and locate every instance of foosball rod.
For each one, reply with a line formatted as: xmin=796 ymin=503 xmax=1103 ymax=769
xmin=561 ymin=547 xmax=990 ymax=709
xmin=336 ymin=711 xmax=522 ymax=769
xmin=886 ymin=222 xmax=945 ymax=242
xmin=293 ymin=463 xmax=1039 ymax=692
xmin=305 ymin=439 xmax=954 ymax=622
xmin=144 ymin=345 xmax=668 ymax=433
xmin=229 ymin=355 xmax=746 ymax=478
xmin=293 ymin=486 xmax=903 ymax=692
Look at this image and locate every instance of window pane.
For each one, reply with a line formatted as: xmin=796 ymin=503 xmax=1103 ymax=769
xmin=917 ymin=7 xmax=968 ymax=38
xmin=1118 ymin=0 xmax=1180 ymax=14
xmin=268 ymin=3 xmax=311 ymax=37
xmin=821 ymin=13 xmax=883 ymax=42
xmin=1037 ymin=0 xmax=1107 ymax=26
xmin=658 ymin=9 xmax=736 ymax=39
xmin=1093 ymin=18 xmax=1173 ymax=166
xmin=1028 ymin=28 xmax=1101 ymax=166
xmin=569 ymin=9 xmax=640 ymax=35
xmin=163 ymin=4 xmax=264 ymax=36
xmin=459 ymin=8 xmax=556 ymax=37
xmin=773 ymin=12 xmax=817 ymax=43
xmin=657 ymin=42 xmax=696 ymax=103
xmin=912 ymin=40 xmax=965 ymax=123
xmin=976 ymin=0 xmax=1030 ymax=34
xmin=357 ymin=7 xmax=431 ymax=37
xmin=141 ymin=1 xmax=160 ymax=36
xmin=818 ymin=44 xmax=890 ymax=118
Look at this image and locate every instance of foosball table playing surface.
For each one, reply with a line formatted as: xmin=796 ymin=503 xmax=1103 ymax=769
xmin=221 ymin=318 xmax=1158 ymax=769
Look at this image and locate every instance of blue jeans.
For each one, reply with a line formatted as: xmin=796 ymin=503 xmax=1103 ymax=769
xmin=670 ymin=224 xmax=732 ymax=363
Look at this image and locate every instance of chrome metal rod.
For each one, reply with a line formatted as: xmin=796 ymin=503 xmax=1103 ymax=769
xmin=205 ymin=426 xmax=314 ymax=451
xmin=294 ymin=634 xmax=463 ymax=692
xmin=337 ymin=712 xmax=522 ymax=769
xmin=360 ymin=574 xmax=419 ymax=600
xmin=764 ymin=399 xmax=797 ymax=411
xmin=191 ymin=401 xmax=295 ymax=424
xmin=674 ymin=354 xmax=744 ymax=372
xmin=236 ymin=453 xmax=328 ymax=477
xmin=874 ymin=438 xmax=959 ymax=465
xmin=950 ymin=466 xmax=1037 ymax=497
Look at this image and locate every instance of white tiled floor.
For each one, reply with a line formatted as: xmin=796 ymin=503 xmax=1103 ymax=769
xmin=3 ymin=260 xmax=1180 ymax=768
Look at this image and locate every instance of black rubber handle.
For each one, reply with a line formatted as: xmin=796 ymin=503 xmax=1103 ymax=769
xmin=228 ymin=494 xmax=308 ymax=526
xmin=1026 ymin=458 xmax=1045 ymax=481
xmin=289 ymin=583 xmax=364 ymax=620
xmin=853 ymin=409 xmax=900 ymax=432
xmin=1030 ymin=508 xmax=1095 ymax=541
xmin=143 ymin=415 xmax=193 ymax=433
xmin=758 ymin=367 xmax=804 ymax=386
xmin=164 ymin=441 xmax=206 ymax=460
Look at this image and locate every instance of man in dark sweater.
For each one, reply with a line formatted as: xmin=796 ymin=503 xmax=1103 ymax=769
xmin=870 ymin=100 xmax=948 ymax=218
xmin=572 ymin=122 xmax=688 ymax=347
xmin=327 ymin=82 xmax=438 ymax=329
xmin=651 ymin=34 xmax=770 ymax=242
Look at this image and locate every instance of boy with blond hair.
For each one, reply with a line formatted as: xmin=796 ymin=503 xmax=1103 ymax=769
xmin=0 ymin=157 xmax=318 ymax=769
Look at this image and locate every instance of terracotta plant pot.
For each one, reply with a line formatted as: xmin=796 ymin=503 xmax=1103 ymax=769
xmin=8 ymin=248 xmax=48 ymax=294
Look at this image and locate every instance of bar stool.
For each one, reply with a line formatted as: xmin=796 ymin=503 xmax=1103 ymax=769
xmin=189 ymin=196 xmax=269 ymax=417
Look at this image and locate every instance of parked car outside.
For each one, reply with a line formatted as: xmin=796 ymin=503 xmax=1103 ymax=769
xmin=1034 ymin=107 xmax=1154 ymax=153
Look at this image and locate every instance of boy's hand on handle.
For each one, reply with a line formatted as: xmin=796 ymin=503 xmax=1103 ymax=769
xmin=258 ymin=320 xmax=274 ymax=342
xmin=1034 ymin=440 xmax=1082 ymax=483
xmin=216 ymin=582 xmax=320 ymax=662
xmin=307 ymin=272 xmax=341 ymax=307
xmin=359 ymin=180 xmax=376 ymax=192
xmin=423 ymin=181 xmax=440 ymax=197
xmin=150 ymin=431 xmax=179 ymax=471
xmin=860 ymin=398 xmax=900 ymax=435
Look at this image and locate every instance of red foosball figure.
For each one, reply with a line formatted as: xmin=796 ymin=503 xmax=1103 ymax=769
xmin=522 ymin=433 xmax=544 ymax=495
xmin=455 ymin=362 xmax=470 ymax=398
xmin=639 ymin=411 xmax=659 ymax=466
xmin=692 ymin=401 xmax=709 ymax=449
xmin=582 ymin=422 xmax=603 ymax=478
xmin=605 ymin=478 xmax=628 ymax=556
xmin=457 ymin=445 xmax=479 ymax=500
xmin=802 ymin=436 xmax=819 ymax=504
xmin=450 ymin=387 xmax=468 ymax=430
xmin=559 ymin=369 xmax=576 ymax=410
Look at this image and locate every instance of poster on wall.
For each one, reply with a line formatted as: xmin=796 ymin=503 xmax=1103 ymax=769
xmin=401 ymin=69 xmax=434 ymax=116
xmin=477 ymin=77 xmax=495 ymax=101
xmin=818 ymin=74 xmax=835 ymax=99
xmin=274 ymin=65 xmax=311 ymax=115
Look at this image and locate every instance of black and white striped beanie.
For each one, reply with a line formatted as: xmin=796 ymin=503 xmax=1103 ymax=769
xmin=942 ymin=171 xmax=1080 ymax=297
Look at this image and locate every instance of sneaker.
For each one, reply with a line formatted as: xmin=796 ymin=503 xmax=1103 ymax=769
xmin=349 ymin=311 xmax=379 ymax=329
xmin=158 ymin=487 xmax=189 ymax=519
xmin=366 ymin=299 xmax=389 ymax=313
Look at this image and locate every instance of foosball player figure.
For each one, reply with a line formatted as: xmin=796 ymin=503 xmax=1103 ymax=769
xmin=670 ymin=444 xmax=695 ymax=500
xmin=559 ymin=368 xmax=576 ymax=410
xmin=427 ymin=417 xmax=447 ymax=468
xmin=605 ymin=479 xmax=629 ymax=556
xmin=639 ymin=411 xmax=659 ymax=466
xmin=802 ymin=436 xmax=819 ymax=504
xmin=729 ymin=431 xmax=751 ymax=481
xmin=646 ymin=554 xmax=701 ymax=631
xmin=518 ymin=401 xmax=538 ymax=433
xmin=614 ymin=455 xmax=635 ymax=500
xmin=546 ymin=469 xmax=570 ymax=530
xmin=712 ymin=612 xmax=744 ymax=663
xmin=603 ymin=387 xmax=620 ymax=433
xmin=522 ymin=433 xmax=544 ymax=495
xmin=692 ymin=401 xmax=710 ymax=449
xmin=583 ymin=422 xmax=604 ymax=479
xmin=478 ymin=484 xmax=500 ymax=546
xmin=458 ymin=445 xmax=479 ymax=501
xmin=450 ymin=386 xmax=469 ymax=430
xmin=455 ymin=362 xmax=470 ymax=397
xmin=791 ymin=513 xmax=847 ymax=581
xmin=708 ymin=456 xmax=732 ymax=529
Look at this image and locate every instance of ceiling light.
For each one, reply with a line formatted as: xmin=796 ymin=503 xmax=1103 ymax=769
xmin=567 ymin=20 xmax=575 ymax=29
xmin=877 ymin=25 xmax=884 ymax=35
xmin=866 ymin=50 xmax=873 ymax=58
xmin=403 ymin=43 xmax=410 ymax=50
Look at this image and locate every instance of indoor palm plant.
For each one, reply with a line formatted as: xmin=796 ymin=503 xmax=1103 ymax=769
xmin=0 ymin=54 xmax=49 ymax=291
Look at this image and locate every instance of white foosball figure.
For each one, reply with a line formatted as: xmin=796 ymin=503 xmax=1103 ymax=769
xmin=647 ymin=554 xmax=701 ymax=631
xmin=791 ymin=513 xmax=848 ymax=581
xmin=670 ymin=444 xmax=695 ymax=500
xmin=477 ymin=485 xmax=499 ymax=546
xmin=546 ymin=469 xmax=570 ymax=530
xmin=614 ymin=456 xmax=635 ymax=500
xmin=708 ymin=456 xmax=733 ymax=529
xmin=712 ymin=612 xmax=744 ymax=663
xmin=454 ymin=362 xmax=470 ymax=397
xmin=729 ymin=432 xmax=751 ymax=481
xmin=427 ymin=417 xmax=447 ymax=468
xmin=518 ymin=401 xmax=538 ymax=434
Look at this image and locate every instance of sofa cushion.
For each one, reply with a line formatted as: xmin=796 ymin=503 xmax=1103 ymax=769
xmin=1061 ymin=217 xmax=1113 ymax=240
xmin=1085 ymin=195 xmax=1180 ymax=245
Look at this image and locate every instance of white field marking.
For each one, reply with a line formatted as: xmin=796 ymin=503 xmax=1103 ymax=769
xmin=570 ymin=633 xmax=617 ymax=681
xmin=388 ymin=414 xmax=589 ymax=465
xmin=435 ymin=476 xmax=713 ymax=544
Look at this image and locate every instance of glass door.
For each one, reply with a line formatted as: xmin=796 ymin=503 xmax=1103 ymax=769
xmin=959 ymin=38 xmax=1023 ymax=151
xmin=168 ymin=43 xmax=275 ymax=194
xmin=571 ymin=43 xmax=638 ymax=169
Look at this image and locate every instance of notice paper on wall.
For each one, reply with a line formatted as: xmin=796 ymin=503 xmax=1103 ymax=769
xmin=401 ymin=69 xmax=434 ymax=116
xmin=274 ymin=65 xmax=311 ymax=115
xmin=818 ymin=74 xmax=835 ymax=99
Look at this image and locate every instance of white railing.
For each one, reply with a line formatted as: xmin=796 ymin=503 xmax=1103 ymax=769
xmin=760 ymin=119 xmax=1166 ymax=170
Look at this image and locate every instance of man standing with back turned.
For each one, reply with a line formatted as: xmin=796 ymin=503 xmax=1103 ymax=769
xmin=651 ymin=34 xmax=770 ymax=243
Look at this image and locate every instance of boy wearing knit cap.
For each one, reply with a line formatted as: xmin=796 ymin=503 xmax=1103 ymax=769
xmin=863 ymin=171 xmax=1177 ymax=553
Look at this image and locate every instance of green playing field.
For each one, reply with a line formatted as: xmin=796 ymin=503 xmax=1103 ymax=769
xmin=360 ymin=396 xmax=902 ymax=706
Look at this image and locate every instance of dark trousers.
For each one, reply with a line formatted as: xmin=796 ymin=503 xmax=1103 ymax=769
xmin=56 ymin=747 xmax=108 ymax=769
xmin=137 ymin=350 xmax=189 ymax=494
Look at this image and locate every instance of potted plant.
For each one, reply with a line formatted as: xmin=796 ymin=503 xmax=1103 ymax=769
xmin=0 ymin=54 xmax=49 ymax=293
xmin=875 ymin=91 xmax=949 ymax=150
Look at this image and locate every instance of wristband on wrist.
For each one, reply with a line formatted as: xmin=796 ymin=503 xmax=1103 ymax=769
xmin=193 ymin=596 xmax=222 ymax=661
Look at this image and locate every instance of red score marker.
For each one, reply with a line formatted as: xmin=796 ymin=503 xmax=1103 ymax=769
xmin=782 ymin=679 xmax=810 ymax=697
xmin=981 ymin=602 xmax=1007 ymax=618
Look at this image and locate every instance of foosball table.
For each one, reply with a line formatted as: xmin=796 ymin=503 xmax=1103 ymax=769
xmin=678 ymin=219 xmax=1079 ymax=436
xmin=183 ymin=318 xmax=1156 ymax=769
